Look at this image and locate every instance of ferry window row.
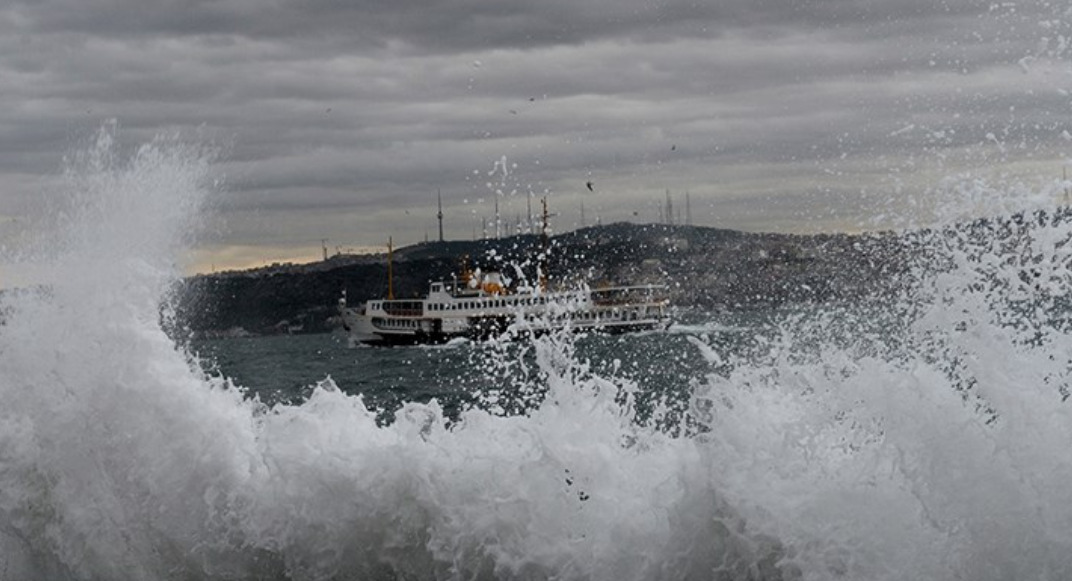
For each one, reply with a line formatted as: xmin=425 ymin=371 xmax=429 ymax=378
xmin=372 ymin=318 xmax=423 ymax=328
xmin=427 ymin=297 xmax=551 ymax=311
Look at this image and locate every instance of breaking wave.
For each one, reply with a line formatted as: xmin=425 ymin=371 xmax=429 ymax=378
xmin=2 ymin=129 xmax=1072 ymax=580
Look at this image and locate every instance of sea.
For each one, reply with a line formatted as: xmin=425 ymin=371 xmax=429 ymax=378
xmin=3 ymin=132 xmax=1072 ymax=581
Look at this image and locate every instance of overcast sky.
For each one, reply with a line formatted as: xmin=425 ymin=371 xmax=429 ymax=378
xmin=1 ymin=0 xmax=1071 ymax=273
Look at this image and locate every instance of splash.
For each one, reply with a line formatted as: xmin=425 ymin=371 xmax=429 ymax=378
xmin=0 ymin=131 xmax=775 ymax=580
xmin=685 ymin=194 xmax=1072 ymax=579
xmin=5 ymin=127 xmax=1072 ymax=580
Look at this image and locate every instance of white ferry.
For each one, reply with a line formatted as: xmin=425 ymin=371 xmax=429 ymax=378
xmin=339 ymin=269 xmax=671 ymax=346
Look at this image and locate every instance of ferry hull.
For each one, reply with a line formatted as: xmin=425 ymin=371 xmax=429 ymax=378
xmin=339 ymin=281 xmax=671 ymax=347
xmin=342 ymin=307 xmax=669 ymax=346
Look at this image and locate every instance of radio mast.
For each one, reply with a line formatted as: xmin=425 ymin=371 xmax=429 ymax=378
xmin=437 ymin=189 xmax=444 ymax=242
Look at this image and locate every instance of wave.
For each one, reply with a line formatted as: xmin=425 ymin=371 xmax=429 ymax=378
xmin=2 ymin=128 xmax=1072 ymax=580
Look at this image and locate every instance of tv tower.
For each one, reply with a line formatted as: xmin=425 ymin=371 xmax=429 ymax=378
xmin=437 ymin=189 xmax=444 ymax=242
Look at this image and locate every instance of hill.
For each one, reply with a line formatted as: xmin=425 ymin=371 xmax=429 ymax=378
xmin=169 ymin=222 xmax=911 ymax=338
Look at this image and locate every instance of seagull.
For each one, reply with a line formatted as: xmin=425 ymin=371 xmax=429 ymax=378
xmin=585 ymin=181 xmax=594 ymax=192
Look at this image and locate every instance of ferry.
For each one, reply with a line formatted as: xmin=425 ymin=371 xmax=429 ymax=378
xmin=338 ymin=268 xmax=671 ymax=346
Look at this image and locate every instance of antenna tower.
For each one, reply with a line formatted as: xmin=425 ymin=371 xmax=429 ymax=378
xmin=494 ymin=196 xmax=501 ymax=239
xmin=437 ymin=189 xmax=444 ymax=242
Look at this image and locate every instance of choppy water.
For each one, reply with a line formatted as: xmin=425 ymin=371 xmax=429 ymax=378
xmin=4 ymin=130 xmax=1072 ymax=581
xmin=189 ymin=314 xmax=754 ymax=425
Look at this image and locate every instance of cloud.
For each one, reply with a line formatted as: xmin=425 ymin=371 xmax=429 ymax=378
xmin=1 ymin=0 xmax=1070 ymax=271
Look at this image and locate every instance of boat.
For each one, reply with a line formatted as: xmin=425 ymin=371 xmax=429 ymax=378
xmin=338 ymin=269 xmax=671 ymax=346
xmin=338 ymin=198 xmax=670 ymax=346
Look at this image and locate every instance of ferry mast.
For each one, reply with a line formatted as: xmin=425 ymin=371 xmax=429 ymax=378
xmin=387 ymin=236 xmax=394 ymax=300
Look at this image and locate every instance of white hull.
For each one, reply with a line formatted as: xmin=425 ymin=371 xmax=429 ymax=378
xmin=340 ymin=284 xmax=670 ymax=346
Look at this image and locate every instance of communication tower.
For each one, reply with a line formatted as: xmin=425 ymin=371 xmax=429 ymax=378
xmin=437 ymin=189 xmax=444 ymax=242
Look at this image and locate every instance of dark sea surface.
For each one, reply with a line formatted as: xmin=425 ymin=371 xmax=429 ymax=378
xmin=189 ymin=309 xmax=762 ymax=425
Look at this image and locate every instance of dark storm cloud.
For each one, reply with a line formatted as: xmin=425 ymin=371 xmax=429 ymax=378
xmin=8 ymin=0 xmax=1043 ymax=51
xmin=9 ymin=0 xmax=746 ymax=47
xmin=1 ymin=0 xmax=1070 ymax=271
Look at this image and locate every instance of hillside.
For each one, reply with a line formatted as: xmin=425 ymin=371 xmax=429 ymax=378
xmin=169 ymin=222 xmax=912 ymax=338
